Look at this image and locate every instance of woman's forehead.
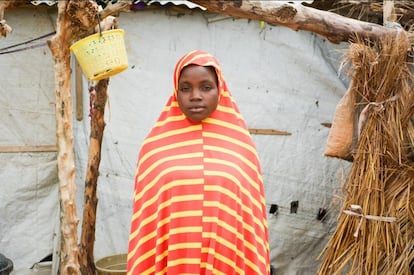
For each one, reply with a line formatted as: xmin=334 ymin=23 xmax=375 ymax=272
xmin=179 ymin=65 xmax=218 ymax=85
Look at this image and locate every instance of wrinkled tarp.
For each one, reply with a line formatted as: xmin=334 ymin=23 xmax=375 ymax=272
xmin=0 ymin=6 xmax=350 ymax=274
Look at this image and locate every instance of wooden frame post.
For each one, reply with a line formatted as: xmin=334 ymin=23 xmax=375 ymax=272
xmin=47 ymin=1 xmax=79 ymax=274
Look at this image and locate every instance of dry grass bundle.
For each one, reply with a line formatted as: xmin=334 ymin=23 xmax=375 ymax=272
xmin=318 ymin=30 xmax=414 ymax=275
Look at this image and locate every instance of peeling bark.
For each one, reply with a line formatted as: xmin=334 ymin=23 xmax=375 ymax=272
xmin=77 ymin=16 xmax=118 ymax=274
xmin=190 ymin=0 xmax=399 ymax=44
xmin=0 ymin=1 xmax=15 ymax=37
xmin=47 ymin=1 xmax=79 ymax=274
xmin=78 ymin=79 xmax=109 ymax=275
xmin=66 ymin=0 xmax=99 ymax=38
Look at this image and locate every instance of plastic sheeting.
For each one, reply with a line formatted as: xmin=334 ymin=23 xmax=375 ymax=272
xmin=0 ymin=7 xmax=58 ymax=273
xmin=0 ymin=6 xmax=351 ymax=274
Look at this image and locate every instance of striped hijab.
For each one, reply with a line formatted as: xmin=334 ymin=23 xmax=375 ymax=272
xmin=127 ymin=50 xmax=270 ymax=274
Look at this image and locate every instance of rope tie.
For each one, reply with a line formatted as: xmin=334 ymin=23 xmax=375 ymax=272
xmin=357 ymin=95 xmax=400 ymax=137
xmin=343 ymin=204 xmax=397 ymax=238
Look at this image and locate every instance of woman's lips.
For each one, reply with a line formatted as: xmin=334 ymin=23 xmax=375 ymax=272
xmin=189 ymin=106 xmax=205 ymax=112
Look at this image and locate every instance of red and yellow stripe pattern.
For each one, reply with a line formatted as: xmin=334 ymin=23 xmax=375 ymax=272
xmin=127 ymin=50 xmax=270 ymax=275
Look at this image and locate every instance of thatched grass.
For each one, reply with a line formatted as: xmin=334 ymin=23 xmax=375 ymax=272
xmin=318 ymin=30 xmax=414 ymax=274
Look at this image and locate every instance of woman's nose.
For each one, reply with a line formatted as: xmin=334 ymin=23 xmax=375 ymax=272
xmin=190 ymin=89 xmax=202 ymax=100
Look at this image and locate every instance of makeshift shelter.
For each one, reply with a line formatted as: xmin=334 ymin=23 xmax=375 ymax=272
xmin=0 ymin=1 xmax=412 ymax=274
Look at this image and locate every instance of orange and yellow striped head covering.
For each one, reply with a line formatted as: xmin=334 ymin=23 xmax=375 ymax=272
xmin=155 ymin=50 xmax=246 ymax=126
xmin=127 ymin=50 xmax=270 ymax=274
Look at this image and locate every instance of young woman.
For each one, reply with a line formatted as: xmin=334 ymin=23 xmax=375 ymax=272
xmin=127 ymin=50 xmax=270 ymax=274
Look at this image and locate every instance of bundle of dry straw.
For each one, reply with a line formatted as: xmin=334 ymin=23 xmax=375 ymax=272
xmin=318 ymin=31 xmax=414 ymax=274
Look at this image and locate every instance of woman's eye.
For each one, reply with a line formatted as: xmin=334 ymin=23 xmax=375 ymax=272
xmin=180 ymin=86 xmax=191 ymax=92
xmin=201 ymin=86 xmax=212 ymax=91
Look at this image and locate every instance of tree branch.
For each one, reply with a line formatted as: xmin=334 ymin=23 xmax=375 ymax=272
xmin=190 ymin=0 xmax=399 ymax=44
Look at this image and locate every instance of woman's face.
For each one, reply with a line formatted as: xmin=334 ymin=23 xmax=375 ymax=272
xmin=177 ymin=65 xmax=219 ymax=122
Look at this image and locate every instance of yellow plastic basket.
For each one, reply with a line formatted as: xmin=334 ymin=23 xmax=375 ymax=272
xmin=70 ymin=29 xmax=128 ymax=81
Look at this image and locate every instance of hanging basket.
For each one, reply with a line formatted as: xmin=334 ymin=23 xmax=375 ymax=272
xmin=70 ymin=29 xmax=128 ymax=81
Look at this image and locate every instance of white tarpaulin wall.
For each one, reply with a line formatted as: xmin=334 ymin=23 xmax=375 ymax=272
xmin=0 ymin=5 xmax=351 ymax=274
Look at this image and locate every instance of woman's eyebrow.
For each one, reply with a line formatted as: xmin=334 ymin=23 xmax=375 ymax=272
xmin=200 ymin=79 xmax=215 ymax=83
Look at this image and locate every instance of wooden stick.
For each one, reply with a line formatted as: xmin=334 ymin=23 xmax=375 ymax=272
xmin=0 ymin=145 xmax=58 ymax=153
xmin=248 ymin=128 xmax=291 ymax=136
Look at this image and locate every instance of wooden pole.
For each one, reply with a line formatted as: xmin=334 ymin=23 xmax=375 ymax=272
xmin=76 ymin=15 xmax=118 ymax=273
xmin=189 ymin=0 xmax=399 ymax=44
xmin=0 ymin=145 xmax=57 ymax=153
xmin=47 ymin=1 xmax=79 ymax=274
xmin=78 ymin=79 xmax=108 ymax=275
